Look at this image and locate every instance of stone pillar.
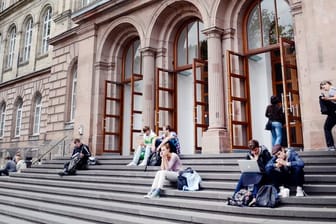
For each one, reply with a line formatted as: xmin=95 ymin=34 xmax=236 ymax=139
xmin=140 ymin=47 xmax=156 ymax=129
xmin=201 ymin=27 xmax=230 ymax=153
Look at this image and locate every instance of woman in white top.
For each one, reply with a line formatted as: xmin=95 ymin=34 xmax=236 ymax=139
xmin=15 ymin=154 xmax=26 ymax=173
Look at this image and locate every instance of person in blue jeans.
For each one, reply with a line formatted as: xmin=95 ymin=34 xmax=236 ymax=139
xmin=232 ymin=139 xmax=272 ymax=206
xmin=265 ymin=96 xmax=285 ymax=146
xmin=265 ymin=144 xmax=305 ymax=197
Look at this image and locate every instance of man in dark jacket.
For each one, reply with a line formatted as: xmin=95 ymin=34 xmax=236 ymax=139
xmin=58 ymin=138 xmax=91 ymax=176
xmin=265 ymin=144 xmax=305 ymax=197
xmin=0 ymin=156 xmax=16 ymax=176
xmin=232 ymin=139 xmax=272 ymax=206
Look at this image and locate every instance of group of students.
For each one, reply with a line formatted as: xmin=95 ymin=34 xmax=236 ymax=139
xmin=126 ymin=125 xmax=182 ymax=199
xmin=126 ymin=125 xmax=180 ymax=167
xmin=0 ymin=152 xmax=27 ymax=176
xmin=233 ymin=139 xmax=305 ymax=206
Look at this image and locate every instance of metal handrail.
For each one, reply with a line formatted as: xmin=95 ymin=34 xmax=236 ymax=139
xmin=32 ymin=136 xmax=68 ymax=165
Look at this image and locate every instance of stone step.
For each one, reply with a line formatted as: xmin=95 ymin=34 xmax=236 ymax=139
xmin=0 ymin=213 xmax=37 ymax=224
xmin=0 ymin=185 xmax=335 ymax=223
xmin=13 ymin=171 xmax=336 ymax=184
xmin=0 ymin=203 xmax=96 ymax=224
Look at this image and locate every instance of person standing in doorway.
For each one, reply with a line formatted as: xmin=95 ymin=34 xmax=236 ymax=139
xmin=320 ymin=80 xmax=336 ymax=151
xmin=265 ymin=96 xmax=285 ymax=146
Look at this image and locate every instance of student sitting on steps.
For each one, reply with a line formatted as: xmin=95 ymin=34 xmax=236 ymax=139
xmin=144 ymin=142 xmax=182 ymax=198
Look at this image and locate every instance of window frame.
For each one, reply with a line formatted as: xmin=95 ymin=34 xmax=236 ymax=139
xmin=23 ymin=17 xmax=33 ymax=62
xmin=41 ymin=7 xmax=52 ymax=54
xmin=14 ymin=99 xmax=23 ymax=137
xmin=33 ymin=94 xmax=42 ymax=135
xmin=70 ymin=68 xmax=77 ymax=121
xmin=0 ymin=102 xmax=6 ymax=137
xmin=6 ymin=26 xmax=16 ymax=68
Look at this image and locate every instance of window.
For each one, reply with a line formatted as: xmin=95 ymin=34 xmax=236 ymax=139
xmin=176 ymin=20 xmax=207 ymax=67
xmin=41 ymin=7 xmax=52 ymax=54
xmin=14 ymin=99 xmax=23 ymax=137
xmin=33 ymin=94 xmax=42 ymax=134
xmin=246 ymin=0 xmax=293 ymax=50
xmin=6 ymin=26 xmax=16 ymax=68
xmin=23 ymin=18 xmax=33 ymax=62
xmin=82 ymin=0 xmax=94 ymax=7
xmin=124 ymin=39 xmax=141 ymax=80
xmin=70 ymin=69 xmax=77 ymax=121
xmin=0 ymin=0 xmax=6 ymax=11
xmin=0 ymin=102 xmax=6 ymax=137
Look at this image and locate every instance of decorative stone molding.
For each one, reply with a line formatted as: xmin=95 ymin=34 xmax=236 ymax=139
xmin=222 ymin=28 xmax=236 ymax=40
xmin=140 ymin=47 xmax=157 ymax=57
xmin=291 ymin=1 xmax=303 ymax=16
xmin=202 ymin=26 xmax=224 ymax=38
xmin=94 ymin=61 xmax=115 ymax=71
xmin=54 ymin=9 xmax=72 ymax=23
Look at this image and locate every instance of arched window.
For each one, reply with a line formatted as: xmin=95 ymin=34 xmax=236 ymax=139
xmin=0 ymin=102 xmax=6 ymax=137
xmin=246 ymin=0 xmax=293 ymax=50
xmin=124 ymin=38 xmax=141 ymax=80
xmin=14 ymin=98 xmax=23 ymax=137
xmin=176 ymin=20 xmax=207 ymax=67
xmin=23 ymin=18 xmax=33 ymax=62
xmin=82 ymin=0 xmax=94 ymax=7
xmin=41 ymin=7 xmax=52 ymax=54
xmin=33 ymin=93 xmax=42 ymax=134
xmin=70 ymin=67 xmax=77 ymax=121
xmin=6 ymin=26 xmax=16 ymax=68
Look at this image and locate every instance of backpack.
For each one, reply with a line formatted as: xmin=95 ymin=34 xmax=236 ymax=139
xmin=227 ymin=189 xmax=253 ymax=207
xmin=147 ymin=151 xmax=161 ymax=166
xmin=177 ymin=167 xmax=201 ymax=191
xmin=67 ymin=153 xmax=81 ymax=175
xmin=256 ymin=185 xmax=279 ymax=208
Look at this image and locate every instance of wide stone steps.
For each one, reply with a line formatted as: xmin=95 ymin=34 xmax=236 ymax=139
xmin=0 ymin=151 xmax=335 ymax=223
xmin=0 ymin=182 xmax=335 ymax=224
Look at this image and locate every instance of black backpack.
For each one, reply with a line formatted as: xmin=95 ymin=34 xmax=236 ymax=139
xmin=227 ymin=189 xmax=253 ymax=207
xmin=147 ymin=151 xmax=161 ymax=166
xmin=256 ymin=185 xmax=279 ymax=208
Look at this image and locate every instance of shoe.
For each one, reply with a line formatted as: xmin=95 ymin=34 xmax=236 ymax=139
xmin=248 ymin=198 xmax=256 ymax=207
xmin=58 ymin=171 xmax=65 ymax=177
xmin=144 ymin=190 xmax=154 ymax=198
xmin=139 ymin=161 xmax=147 ymax=166
xmin=296 ymin=186 xmax=304 ymax=197
xmin=126 ymin=162 xmax=137 ymax=166
xmin=278 ymin=186 xmax=285 ymax=198
xmin=327 ymin=146 xmax=336 ymax=151
xmin=149 ymin=188 xmax=161 ymax=198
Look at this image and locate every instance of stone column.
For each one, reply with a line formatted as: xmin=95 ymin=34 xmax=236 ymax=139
xmin=201 ymin=27 xmax=230 ymax=153
xmin=140 ymin=47 xmax=156 ymax=129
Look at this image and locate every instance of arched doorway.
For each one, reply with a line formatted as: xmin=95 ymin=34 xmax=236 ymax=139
xmin=103 ymin=38 xmax=143 ymax=154
xmin=227 ymin=0 xmax=303 ymax=149
xmin=155 ymin=19 xmax=208 ymax=153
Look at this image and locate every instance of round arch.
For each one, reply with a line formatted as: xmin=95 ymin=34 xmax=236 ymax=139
xmin=145 ymin=0 xmax=210 ymax=48
xmin=97 ymin=16 xmax=145 ymax=64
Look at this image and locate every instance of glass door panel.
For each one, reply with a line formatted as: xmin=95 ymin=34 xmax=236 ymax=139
xmin=227 ymin=51 xmax=251 ymax=149
xmin=280 ymin=38 xmax=303 ymax=147
xmin=193 ymin=59 xmax=208 ymax=153
xmin=103 ymin=80 xmax=123 ymax=153
xmin=155 ymin=68 xmax=176 ymax=134
xmin=130 ymin=74 xmax=143 ymax=152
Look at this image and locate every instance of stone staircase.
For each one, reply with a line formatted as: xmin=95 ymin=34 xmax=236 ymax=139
xmin=0 ymin=151 xmax=335 ymax=223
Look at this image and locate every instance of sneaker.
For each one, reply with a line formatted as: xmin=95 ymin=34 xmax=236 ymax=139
xmin=296 ymin=186 xmax=304 ymax=197
xmin=139 ymin=161 xmax=147 ymax=166
xmin=144 ymin=190 xmax=154 ymax=199
xmin=126 ymin=162 xmax=137 ymax=166
xmin=278 ymin=186 xmax=285 ymax=198
xmin=149 ymin=188 xmax=161 ymax=198
xmin=58 ymin=171 xmax=65 ymax=177
xmin=328 ymin=146 xmax=336 ymax=151
xmin=248 ymin=198 xmax=256 ymax=207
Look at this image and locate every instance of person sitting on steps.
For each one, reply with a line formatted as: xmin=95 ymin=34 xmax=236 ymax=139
xmin=144 ymin=142 xmax=182 ymax=198
xmin=127 ymin=126 xmax=157 ymax=166
xmin=153 ymin=125 xmax=181 ymax=155
xmin=0 ymin=155 xmax=16 ymax=176
xmin=58 ymin=138 xmax=91 ymax=176
xmin=265 ymin=144 xmax=305 ymax=197
xmin=232 ymin=139 xmax=272 ymax=206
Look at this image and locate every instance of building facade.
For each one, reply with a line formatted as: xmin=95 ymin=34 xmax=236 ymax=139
xmin=0 ymin=0 xmax=335 ymax=157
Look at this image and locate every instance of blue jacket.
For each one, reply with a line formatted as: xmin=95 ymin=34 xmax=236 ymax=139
xmin=265 ymin=149 xmax=304 ymax=173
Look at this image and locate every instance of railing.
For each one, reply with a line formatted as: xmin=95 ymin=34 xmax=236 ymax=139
xmin=32 ymin=136 xmax=69 ymax=165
